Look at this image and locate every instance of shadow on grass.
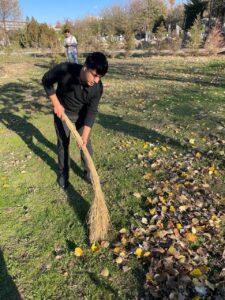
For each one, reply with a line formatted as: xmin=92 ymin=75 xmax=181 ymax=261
xmin=108 ymin=61 xmax=225 ymax=88
xmin=97 ymin=112 xmax=189 ymax=151
xmin=0 ymin=81 xmax=50 ymax=116
xmin=74 ymin=270 xmax=120 ymax=299
xmin=132 ymin=266 xmax=148 ymax=299
xmin=0 ymin=249 xmax=22 ymax=300
xmin=87 ymin=272 xmax=120 ymax=298
xmin=0 ymin=113 xmax=90 ymax=236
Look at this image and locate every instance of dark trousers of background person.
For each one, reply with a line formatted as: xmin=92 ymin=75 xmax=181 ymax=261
xmin=54 ymin=112 xmax=93 ymax=180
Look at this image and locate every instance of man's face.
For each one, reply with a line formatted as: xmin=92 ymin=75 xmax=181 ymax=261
xmin=64 ymin=32 xmax=70 ymax=38
xmin=84 ymin=68 xmax=102 ymax=86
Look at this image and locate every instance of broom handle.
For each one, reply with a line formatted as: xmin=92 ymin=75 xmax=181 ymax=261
xmin=63 ymin=113 xmax=100 ymax=185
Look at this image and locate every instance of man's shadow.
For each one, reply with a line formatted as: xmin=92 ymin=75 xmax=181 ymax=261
xmin=0 ymin=249 xmax=22 ymax=300
xmin=1 ymin=113 xmax=90 ymax=236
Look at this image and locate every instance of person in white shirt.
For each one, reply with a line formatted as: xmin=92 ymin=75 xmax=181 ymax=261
xmin=64 ymin=29 xmax=78 ymax=63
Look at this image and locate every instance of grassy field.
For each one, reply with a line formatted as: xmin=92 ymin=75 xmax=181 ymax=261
xmin=0 ymin=53 xmax=225 ymax=299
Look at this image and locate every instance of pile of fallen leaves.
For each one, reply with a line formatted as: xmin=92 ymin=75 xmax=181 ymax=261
xmin=111 ymin=140 xmax=225 ymax=299
xmin=70 ymin=135 xmax=224 ymax=299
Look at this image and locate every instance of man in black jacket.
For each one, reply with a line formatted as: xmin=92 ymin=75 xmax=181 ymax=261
xmin=42 ymin=52 xmax=108 ymax=189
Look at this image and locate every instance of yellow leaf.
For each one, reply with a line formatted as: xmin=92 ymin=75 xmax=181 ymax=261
xmin=211 ymin=215 xmax=218 ymax=221
xmin=190 ymin=268 xmax=203 ymax=277
xmin=196 ymin=225 xmax=205 ymax=232
xmin=146 ymin=273 xmax=152 ymax=281
xmin=186 ymin=232 xmax=198 ymax=242
xmin=101 ymin=268 xmax=109 ymax=277
xmin=195 ymin=152 xmax=202 ymax=159
xmin=178 ymin=255 xmax=186 ymax=263
xmin=192 ymin=296 xmax=201 ymax=300
xmin=189 ymin=138 xmax=195 ymax=144
xmin=133 ymin=192 xmax=141 ymax=199
xmin=209 ymin=166 xmax=215 ymax=172
xmin=181 ymin=172 xmax=188 ymax=177
xmin=113 ymin=247 xmax=120 ymax=254
xmin=176 ymin=223 xmax=182 ymax=230
xmin=168 ymin=246 xmax=175 ymax=255
xmin=143 ymin=251 xmax=151 ymax=257
xmin=134 ymin=248 xmax=143 ymax=257
xmin=159 ymin=196 xmax=166 ymax=204
xmin=146 ymin=197 xmax=153 ymax=205
xmin=149 ymin=208 xmax=156 ymax=215
xmin=143 ymin=173 xmax=152 ymax=180
xmin=119 ymin=228 xmax=127 ymax=234
xmin=119 ymin=251 xmax=127 ymax=258
xmin=116 ymin=257 xmax=123 ymax=264
xmin=170 ymin=206 xmax=175 ymax=212
xmin=74 ymin=247 xmax=84 ymax=257
xmin=143 ymin=142 xmax=148 ymax=149
xmin=161 ymin=206 xmax=167 ymax=212
xmin=121 ymin=237 xmax=128 ymax=245
xmin=91 ymin=243 xmax=100 ymax=252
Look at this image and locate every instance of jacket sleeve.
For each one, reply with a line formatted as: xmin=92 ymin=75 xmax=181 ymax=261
xmin=71 ymin=36 xmax=77 ymax=47
xmin=42 ymin=63 xmax=67 ymax=97
xmin=84 ymin=83 xmax=103 ymax=128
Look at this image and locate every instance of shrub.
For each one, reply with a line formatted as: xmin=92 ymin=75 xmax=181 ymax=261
xmin=204 ymin=21 xmax=225 ymax=55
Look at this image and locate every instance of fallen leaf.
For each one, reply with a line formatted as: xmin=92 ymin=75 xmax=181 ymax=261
xmin=91 ymin=243 xmax=100 ymax=252
xmin=186 ymin=232 xmax=198 ymax=242
xmin=116 ymin=257 xmax=123 ymax=264
xmin=101 ymin=268 xmax=109 ymax=277
xmin=134 ymin=248 xmax=143 ymax=257
xmin=74 ymin=247 xmax=84 ymax=257
xmin=190 ymin=268 xmax=202 ymax=277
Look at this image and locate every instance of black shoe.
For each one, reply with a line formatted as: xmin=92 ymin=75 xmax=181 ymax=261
xmin=58 ymin=174 xmax=69 ymax=189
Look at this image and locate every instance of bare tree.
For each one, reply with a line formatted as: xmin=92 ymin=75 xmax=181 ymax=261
xmin=168 ymin=0 xmax=176 ymax=9
xmin=0 ymin=0 xmax=21 ymax=45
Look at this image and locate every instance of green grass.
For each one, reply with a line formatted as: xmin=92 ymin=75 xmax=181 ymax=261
xmin=0 ymin=53 xmax=225 ymax=299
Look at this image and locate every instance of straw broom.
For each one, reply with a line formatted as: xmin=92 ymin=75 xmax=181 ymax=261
xmin=64 ymin=113 xmax=110 ymax=243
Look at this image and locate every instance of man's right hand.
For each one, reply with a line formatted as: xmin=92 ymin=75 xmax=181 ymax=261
xmin=54 ymin=103 xmax=65 ymax=120
xmin=50 ymin=94 xmax=65 ymax=121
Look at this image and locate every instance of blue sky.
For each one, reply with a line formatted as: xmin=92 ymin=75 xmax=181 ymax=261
xmin=20 ymin=0 xmax=185 ymax=25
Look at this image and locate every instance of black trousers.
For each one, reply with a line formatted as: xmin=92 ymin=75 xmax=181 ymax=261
xmin=54 ymin=113 xmax=93 ymax=179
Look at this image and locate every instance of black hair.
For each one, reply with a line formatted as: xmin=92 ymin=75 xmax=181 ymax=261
xmin=85 ymin=52 xmax=108 ymax=76
xmin=64 ymin=29 xmax=70 ymax=33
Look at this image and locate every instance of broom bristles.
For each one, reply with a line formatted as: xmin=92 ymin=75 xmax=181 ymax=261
xmin=64 ymin=114 xmax=110 ymax=243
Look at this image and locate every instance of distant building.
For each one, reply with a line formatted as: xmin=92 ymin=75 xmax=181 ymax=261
xmin=0 ymin=20 xmax=26 ymax=31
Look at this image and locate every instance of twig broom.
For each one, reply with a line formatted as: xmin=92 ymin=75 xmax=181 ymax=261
xmin=64 ymin=113 xmax=110 ymax=243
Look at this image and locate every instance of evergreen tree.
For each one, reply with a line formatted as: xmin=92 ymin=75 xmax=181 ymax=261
xmin=188 ymin=14 xmax=204 ymax=48
xmin=184 ymin=0 xmax=208 ymax=30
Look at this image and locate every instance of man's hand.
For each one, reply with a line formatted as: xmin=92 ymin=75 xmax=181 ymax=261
xmin=80 ymin=126 xmax=91 ymax=148
xmin=54 ymin=103 xmax=65 ymax=120
xmin=81 ymin=136 xmax=88 ymax=147
xmin=50 ymin=94 xmax=65 ymax=120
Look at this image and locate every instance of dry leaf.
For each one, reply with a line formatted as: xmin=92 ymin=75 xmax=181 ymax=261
xmin=74 ymin=247 xmax=84 ymax=257
xmin=134 ymin=248 xmax=143 ymax=257
xmin=101 ymin=268 xmax=109 ymax=277
xmin=190 ymin=268 xmax=203 ymax=277
xmin=116 ymin=257 xmax=123 ymax=264
xmin=186 ymin=232 xmax=198 ymax=242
